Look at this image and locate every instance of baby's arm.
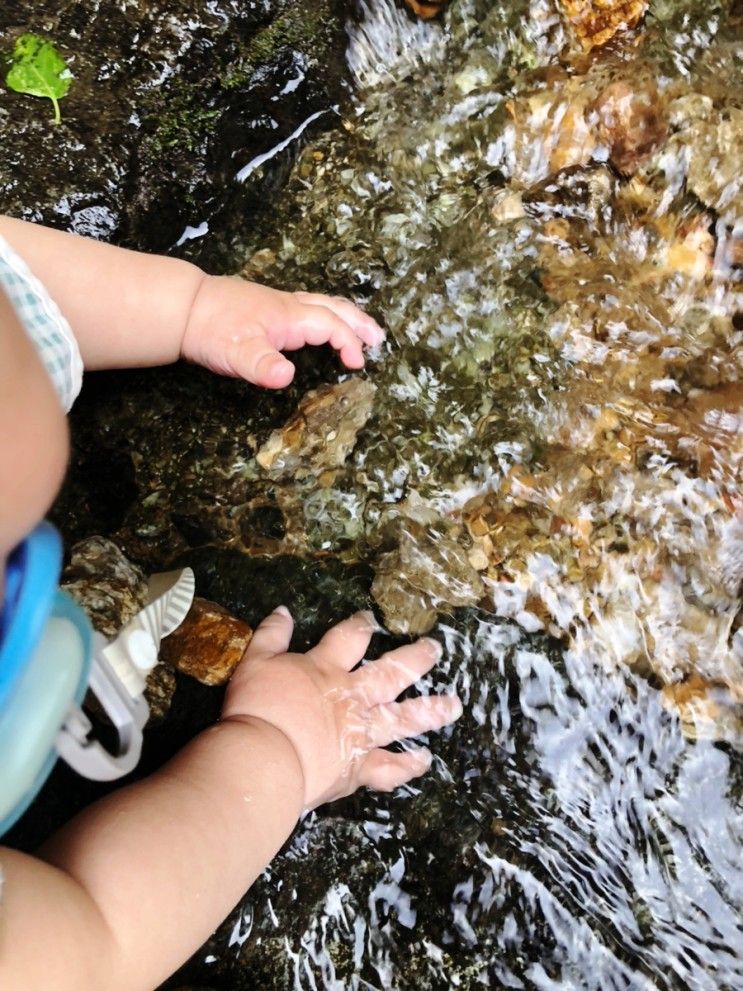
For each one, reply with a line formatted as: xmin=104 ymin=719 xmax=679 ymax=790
xmin=0 ymin=216 xmax=384 ymax=388
xmin=0 ymin=610 xmax=460 ymax=991
xmin=0 ymin=720 xmax=303 ymax=990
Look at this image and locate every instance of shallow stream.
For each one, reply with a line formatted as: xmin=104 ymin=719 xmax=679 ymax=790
xmin=161 ymin=0 xmax=742 ymax=985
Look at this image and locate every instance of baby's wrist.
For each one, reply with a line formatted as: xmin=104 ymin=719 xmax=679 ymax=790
xmin=219 ymin=713 xmax=308 ymax=809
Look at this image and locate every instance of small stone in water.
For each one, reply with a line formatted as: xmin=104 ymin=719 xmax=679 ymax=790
xmin=159 ymin=597 xmax=253 ymax=686
xmin=592 ymin=81 xmax=667 ymax=176
xmin=403 ymin=0 xmax=449 ymax=20
xmin=372 ymin=520 xmax=484 ymax=635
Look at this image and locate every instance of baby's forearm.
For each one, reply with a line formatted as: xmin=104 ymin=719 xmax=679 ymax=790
xmin=0 ymin=216 xmax=205 ymax=370
xmin=0 ymin=718 xmax=304 ymax=991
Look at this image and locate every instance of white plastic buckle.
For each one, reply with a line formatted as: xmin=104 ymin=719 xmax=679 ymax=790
xmin=56 ymin=568 xmax=195 ymax=781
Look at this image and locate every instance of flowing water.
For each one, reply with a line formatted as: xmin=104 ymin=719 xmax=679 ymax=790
xmin=169 ymin=1 xmax=742 ymax=986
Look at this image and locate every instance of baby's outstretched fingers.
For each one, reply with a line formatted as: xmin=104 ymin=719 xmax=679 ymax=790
xmin=355 ymin=638 xmax=443 ymax=706
xmin=293 ymin=291 xmax=385 ymax=349
xmin=287 ymin=300 xmax=367 ymax=369
xmin=358 ymin=747 xmax=433 ymax=792
xmin=310 ymin=610 xmax=377 ymax=671
xmin=367 ymin=694 xmax=463 ymax=749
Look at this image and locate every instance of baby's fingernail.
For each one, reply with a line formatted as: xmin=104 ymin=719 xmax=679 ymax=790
xmin=357 ymin=609 xmax=380 ymax=630
xmin=368 ymin=325 xmax=386 ymax=345
xmin=274 ymin=605 xmax=292 ymax=618
xmin=420 ymin=637 xmax=443 ymax=660
xmin=415 ymin=748 xmax=433 ymax=770
xmin=448 ymin=695 xmax=464 ymax=719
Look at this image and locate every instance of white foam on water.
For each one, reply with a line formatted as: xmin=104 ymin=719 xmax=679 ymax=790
xmin=346 ymin=0 xmax=447 ymax=89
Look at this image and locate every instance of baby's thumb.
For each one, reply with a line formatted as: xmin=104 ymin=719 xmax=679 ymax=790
xmin=246 ymin=605 xmax=294 ymax=660
xmin=232 ymin=338 xmax=295 ymax=389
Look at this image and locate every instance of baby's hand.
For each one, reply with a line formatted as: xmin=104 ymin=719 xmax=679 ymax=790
xmin=181 ymin=275 xmax=385 ymax=389
xmin=222 ymin=608 xmax=462 ymax=809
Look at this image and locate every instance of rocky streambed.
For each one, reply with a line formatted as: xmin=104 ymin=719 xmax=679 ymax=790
xmin=5 ymin=0 xmax=743 ymax=988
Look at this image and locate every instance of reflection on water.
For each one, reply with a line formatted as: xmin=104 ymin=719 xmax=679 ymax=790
xmin=177 ymin=0 xmax=742 ymax=986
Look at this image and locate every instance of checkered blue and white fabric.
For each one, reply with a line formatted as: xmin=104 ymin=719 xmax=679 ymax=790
xmin=0 ymin=233 xmax=83 ymax=412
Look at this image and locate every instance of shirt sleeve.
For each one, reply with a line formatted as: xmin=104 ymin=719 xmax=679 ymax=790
xmin=0 ymin=233 xmax=83 ymax=412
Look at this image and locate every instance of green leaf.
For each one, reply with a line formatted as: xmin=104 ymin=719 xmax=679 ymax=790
xmin=5 ymin=34 xmax=73 ymax=125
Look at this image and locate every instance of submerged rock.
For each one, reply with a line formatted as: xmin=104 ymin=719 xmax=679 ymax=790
xmin=498 ymin=69 xmax=667 ymax=185
xmin=256 ymin=378 xmax=377 ymax=480
xmin=682 ymin=109 xmax=743 ymax=223
xmin=593 ymin=80 xmax=667 ymax=175
xmin=372 ymin=520 xmax=484 ymax=635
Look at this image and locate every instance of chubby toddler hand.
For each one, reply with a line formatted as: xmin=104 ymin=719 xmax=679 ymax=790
xmin=222 ymin=608 xmax=462 ymax=809
xmin=181 ymin=275 xmax=385 ymax=389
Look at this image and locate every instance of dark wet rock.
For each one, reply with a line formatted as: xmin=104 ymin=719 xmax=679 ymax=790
xmin=0 ymin=0 xmax=349 ymax=265
xmin=50 ymin=352 xmax=344 ymax=571
xmin=256 ymin=378 xmax=377 ymax=480
xmin=159 ymin=596 xmax=253 ymax=686
xmin=144 ymin=665 xmax=178 ymax=724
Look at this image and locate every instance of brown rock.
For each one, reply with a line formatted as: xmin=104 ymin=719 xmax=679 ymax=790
xmin=662 ymin=676 xmax=743 ymax=746
xmin=683 ymin=109 xmax=743 ymax=222
xmin=372 ymin=520 xmax=484 ymax=635
xmin=593 ymin=81 xmax=667 ymax=175
xmin=560 ymin=0 xmax=648 ymax=50
xmin=159 ymin=597 xmax=253 ymax=686
xmin=403 ymin=0 xmax=448 ymax=19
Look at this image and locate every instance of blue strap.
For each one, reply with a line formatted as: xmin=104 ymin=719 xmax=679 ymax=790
xmin=0 ymin=522 xmax=62 ymax=714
